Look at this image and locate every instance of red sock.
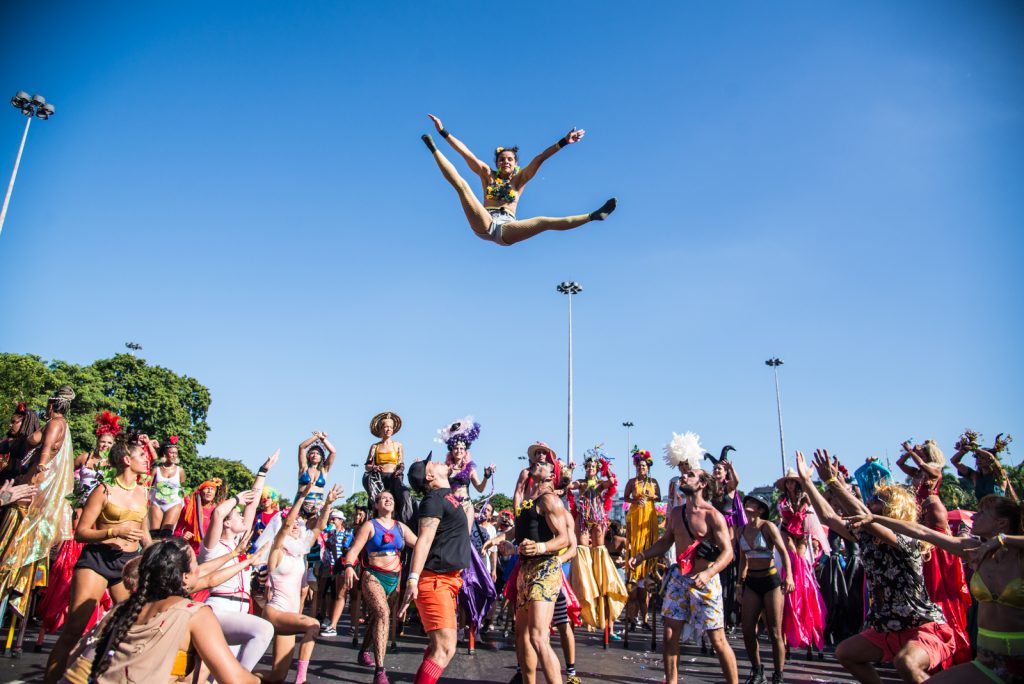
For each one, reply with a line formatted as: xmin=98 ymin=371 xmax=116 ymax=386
xmin=414 ymin=656 xmax=444 ymax=684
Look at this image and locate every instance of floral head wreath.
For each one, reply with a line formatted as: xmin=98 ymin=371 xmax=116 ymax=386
xmin=436 ymin=415 xmax=481 ymax=452
xmin=632 ymin=448 xmax=653 ymax=467
xmin=94 ymin=410 xmax=122 ymax=437
xmin=584 ymin=445 xmax=613 ymax=477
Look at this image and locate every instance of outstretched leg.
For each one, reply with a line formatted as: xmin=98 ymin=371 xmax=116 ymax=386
xmin=500 ymin=198 xmax=616 ymax=245
xmin=422 ymin=135 xmax=492 ymax=238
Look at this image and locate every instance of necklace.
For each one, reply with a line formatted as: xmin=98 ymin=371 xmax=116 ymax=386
xmin=113 ymin=475 xmax=137 ymax=491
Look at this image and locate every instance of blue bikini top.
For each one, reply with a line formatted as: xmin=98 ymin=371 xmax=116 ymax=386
xmin=367 ymin=519 xmax=404 ymax=553
xmin=299 ymin=468 xmax=326 ymax=488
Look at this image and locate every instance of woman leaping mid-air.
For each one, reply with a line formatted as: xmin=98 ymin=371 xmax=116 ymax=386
xmin=422 ymin=114 xmax=616 ymax=246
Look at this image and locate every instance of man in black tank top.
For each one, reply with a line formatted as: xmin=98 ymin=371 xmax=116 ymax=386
xmin=513 ymin=458 xmax=570 ymax=684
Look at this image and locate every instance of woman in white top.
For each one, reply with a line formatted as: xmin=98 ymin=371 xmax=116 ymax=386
xmin=200 ymin=450 xmax=279 ymax=671
xmin=148 ymin=437 xmax=185 ymax=535
xmin=263 ymin=481 xmax=342 ymax=684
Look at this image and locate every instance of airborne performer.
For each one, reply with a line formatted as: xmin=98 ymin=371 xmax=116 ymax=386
xmin=421 ymin=114 xmax=616 ymax=246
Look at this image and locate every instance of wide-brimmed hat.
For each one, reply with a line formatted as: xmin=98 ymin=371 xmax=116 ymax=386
xmin=527 ymin=441 xmax=557 ymax=463
xmin=774 ymin=468 xmax=801 ymax=490
xmin=370 ymin=412 xmax=402 ymax=438
xmin=407 ymin=451 xmax=433 ymax=495
xmin=743 ymin=492 xmax=773 ymax=515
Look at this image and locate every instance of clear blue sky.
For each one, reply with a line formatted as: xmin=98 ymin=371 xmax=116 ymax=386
xmin=2 ymin=1 xmax=1022 ymax=498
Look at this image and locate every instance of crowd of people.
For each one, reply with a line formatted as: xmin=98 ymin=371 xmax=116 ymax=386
xmin=0 ymin=391 xmax=1021 ymax=684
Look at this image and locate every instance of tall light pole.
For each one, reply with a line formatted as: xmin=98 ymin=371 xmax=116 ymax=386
xmin=765 ymin=357 xmax=787 ymax=474
xmin=350 ymin=463 xmax=360 ymax=496
xmin=557 ymin=281 xmax=583 ymax=465
xmin=622 ymin=421 xmax=634 ymax=482
xmin=1 ymin=92 xmax=55 ymax=239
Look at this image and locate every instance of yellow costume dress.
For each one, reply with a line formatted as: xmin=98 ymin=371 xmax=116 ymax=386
xmin=626 ymin=478 xmax=660 ymax=585
xmin=0 ymin=422 xmax=74 ymax=616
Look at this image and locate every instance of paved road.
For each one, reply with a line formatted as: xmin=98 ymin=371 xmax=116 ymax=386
xmin=3 ymin=618 xmax=899 ymax=683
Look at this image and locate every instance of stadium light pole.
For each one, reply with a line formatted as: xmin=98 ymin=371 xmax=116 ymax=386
xmin=350 ymin=463 xmax=360 ymax=496
xmin=1 ymin=91 xmax=55 ymax=239
xmin=557 ymin=281 xmax=583 ymax=465
xmin=765 ymin=357 xmax=787 ymax=474
xmin=622 ymin=421 xmax=634 ymax=482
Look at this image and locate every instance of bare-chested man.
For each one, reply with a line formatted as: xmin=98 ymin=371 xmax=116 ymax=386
xmin=628 ymin=468 xmax=738 ymax=684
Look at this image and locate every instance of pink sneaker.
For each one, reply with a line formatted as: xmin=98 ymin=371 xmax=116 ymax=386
xmin=374 ymin=671 xmax=390 ymax=684
xmin=359 ymin=651 xmax=374 ymax=667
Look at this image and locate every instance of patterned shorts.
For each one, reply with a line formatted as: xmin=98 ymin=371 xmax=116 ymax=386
xmin=661 ymin=565 xmax=723 ymax=641
xmin=516 ymin=555 xmax=562 ymax=612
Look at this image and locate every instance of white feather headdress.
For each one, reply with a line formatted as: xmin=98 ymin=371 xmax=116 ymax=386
xmin=664 ymin=431 xmax=703 ymax=470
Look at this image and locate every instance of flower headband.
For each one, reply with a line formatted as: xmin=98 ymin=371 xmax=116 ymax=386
xmin=632 ymin=448 xmax=653 ymax=467
xmin=94 ymin=410 xmax=122 ymax=437
xmin=436 ymin=415 xmax=481 ymax=451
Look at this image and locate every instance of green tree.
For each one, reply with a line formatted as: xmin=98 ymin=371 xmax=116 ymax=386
xmin=336 ymin=491 xmax=369 ymax=523
xmin=479 ymin=492 xmax=513 ymax=513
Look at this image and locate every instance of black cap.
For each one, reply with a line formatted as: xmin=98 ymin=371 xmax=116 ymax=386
xmin=742 ymin=492 xmax=773 ymax=515
xmin=408 ymin=451 xmax=433 ymax=495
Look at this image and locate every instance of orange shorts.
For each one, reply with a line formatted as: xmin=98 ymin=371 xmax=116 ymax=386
xmin=859 ymin=621 xmax=956 ymax=671
xmin=416 ymin=570 xmax=463 ymax=633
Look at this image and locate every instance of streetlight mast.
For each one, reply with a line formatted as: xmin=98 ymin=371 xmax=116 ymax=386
xmin=1 ymin=92 xmax=55 ymax=239
xmin=557 ymin=281 xmax=582 ymax=464
xmin=622 ymin=421 xmax=634 ymax=482
xmin=765 ymin=357 xmax=787 ymax=474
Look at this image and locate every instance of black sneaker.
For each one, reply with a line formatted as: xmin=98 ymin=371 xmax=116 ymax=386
xmin=744 ymin=665 xmax=765 ymax=684
xmin=770 ymin=672 xmax=784 ymax=684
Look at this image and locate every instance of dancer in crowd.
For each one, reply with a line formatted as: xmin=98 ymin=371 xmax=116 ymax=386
xmin=319 ymin=510 xmax=348 ymax=635
xmin=263 ymin=481 xmax=342 ymax=684
xmin=176 ymin=478 xmax=223 ymax=553
xmin=511 ymin=457 xmax=570 ymax=684
xmin=45 ymin=430 xmax=153 ymax=683
xmin=846 ymin=494 xmax=1024 ymax=684
xmin=628 ymin=467 xmax=738 ymax=684
xmin=59 ymin=536 xmax=259 ymax=684
xmin=566 ymin=447 xmax=627 ymax=633
xmin=421 ymin=114 xmax=616 ymax=246
xmin=365 ymin=412 xmax=414 ymax=523
xmin=298 ymin=431 xmax=336 ymax=504
xmin=795 ymin=449 xmax=955 ymax=684
xmin=399 ymin=453 xmax=471 ymax=684
xmin=952 ymin=430 xmax=1019 ymax=503
xmin=439 ymin=417 xmax=498 ymax=635
xmin=342 ymin=490 xmax=418 ymax=684
xmin=708 ymin=448 xmax=745 ymax=633
xmin=38 ymin=410 xmax=121 ymax=643
xmin=323 ymin=508 xmax=364 ymax=637
xmin=0 ymin=401 xmax=41 ymax=484
xmin=0 ymin=386 xmax=76 ymax=618
xmin=898 ymin=439 xmax=972 ymax=665
xmin=200 ymin=449 xmax=279 ymax=672
xmin=737 ymin=492 xmax=793 ymax=684
xmin=775 ymin=467 xmax=827 ymax=659
xmin=148 ymin=435 xmax=185 ymax=536
xmin=623 ymin=448 xmax=660 ymax=629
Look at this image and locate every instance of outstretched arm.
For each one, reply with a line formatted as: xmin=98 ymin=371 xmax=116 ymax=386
xmin=514 ymin=127 xmax=585 ymax=188
xmin=845 ymin=511 xmax=975 ymax=558
xmin=794 ymin=451 xmax=856 ymax=543
xmin=428 ymin=114 xmax=489 ymax=178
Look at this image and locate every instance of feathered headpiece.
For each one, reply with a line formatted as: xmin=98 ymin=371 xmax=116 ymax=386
xmin=584 ymin=444 xmax=609 ymax=466
xmin=664 ymin=431 xmax=704 ymax=470
xmin=94 ymin=410 xmax=122 ymax=437
xmin=436 ymin=415 xmax=481 ymax=451
xmin=854 ymin=459 xmax=893 ymax=505
xmin=15 ymin=402 xmax=27 ymax=415
xmin=632 ymin=448 xmax=653 ymax=467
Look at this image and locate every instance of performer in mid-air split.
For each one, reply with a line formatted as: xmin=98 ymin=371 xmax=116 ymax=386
xmin=421 ymin=114 xmax=616 ymax=246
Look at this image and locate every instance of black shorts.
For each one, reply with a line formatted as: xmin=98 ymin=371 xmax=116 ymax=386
xmin=74 ymin=543 xmax=139 ymax=584
xmin=746 ymin=570 xmax=782 ymax=598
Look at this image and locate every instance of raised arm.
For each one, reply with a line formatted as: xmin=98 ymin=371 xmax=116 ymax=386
xmin=950 ymin=447 xmax=976 ymax=480
xmin=242 ymin=449 xmax=279 ymax=532
xmin=204 ymin=491 xmax=254 ymax=551
xmin=896 ymin=443 xmax=920 ymax=479
xmin=471 ymin=463 xmax=495 ymax=493
xmin=271 ymin=484 xmax=311 ymax=555
xmin=513 ymin=468 xmax=529 ymax=510
xmin=724 ymin=461 xmax=739 ymax=493
xmin=298 ymin=434 xmax=318 ymax=471
xmin=428 ymin=114 xmax=489 ymax=178
xmin=514 ymin=127 xmax=585 ymax=188
xmin=319 ymin=433 xmax=337 ymax=472
xmin=310 ymin=485 xmax=343 ymax=537
xmin=794 ymin=451 xmax=856 ymax=543
xmin=845 ymin=510 xmax=975 ymax=558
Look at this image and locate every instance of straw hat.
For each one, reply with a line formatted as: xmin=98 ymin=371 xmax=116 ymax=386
xmin=369 ymin=412 xmax=402 ymax=438
xmin=773 ymin=467 xmax=801 ymax=490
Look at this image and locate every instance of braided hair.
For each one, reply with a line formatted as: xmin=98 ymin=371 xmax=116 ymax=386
xmin=89 ymin=537 xmax=192 ymax=681
xmin=106 ymin=431 xmax=142 ymax=472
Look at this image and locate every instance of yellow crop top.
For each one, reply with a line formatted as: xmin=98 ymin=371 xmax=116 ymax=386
xmin=970 ymin=571 xmax=1024 ymax=610
xmin=373 ymin=446 xmax=400 ymax=466
xmin=98 ymin=499 xmax=148 ymax=525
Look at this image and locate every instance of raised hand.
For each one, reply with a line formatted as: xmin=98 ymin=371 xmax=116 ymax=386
xmin=236 ymin=490 xmax=259 ymax=507
xmin=233 ymin=529 xmax=254 ymax=555
xmin=325 ymin=484 xmax=344 ymax=504
xmin=843 ymin=512 xmax=873 ymax=530
xmin=563 ymin=127 xmax=586 ymax=144
xmin=812 ymin=449 xmax=838 ymax=482
xmin=795 ymin=450 xmax=812 ymax=481
xmin=965 ymin=537 xmax=1003 ymax=568
xmin=261 ymin=449 xmax=280 ymax=472
xmin=427 ymin=114 xmax=444 ymax=132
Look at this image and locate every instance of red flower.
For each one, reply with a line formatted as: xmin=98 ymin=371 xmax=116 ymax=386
xmin=169 ymin=435 xmax=180 ymax=445
xmin=382 ymin=532 xmax=394 ymax=544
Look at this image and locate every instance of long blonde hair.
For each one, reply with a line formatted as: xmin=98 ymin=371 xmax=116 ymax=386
xmin=876 ymin=482 xmax=932 ymax=558
xmin=919 ymin=439 xmax=946 ymax=469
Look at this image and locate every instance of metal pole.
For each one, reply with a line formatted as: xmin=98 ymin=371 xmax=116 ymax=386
xmin=773 ymin=365 xmax=787 ymax=473
xmin=567 ymin=292 xmax=574 ymax=466
xmin=0 ymin=116 xmax=32 ymax=239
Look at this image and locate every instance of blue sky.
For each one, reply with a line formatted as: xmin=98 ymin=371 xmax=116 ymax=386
xmin=2 ymin=1 xmax=1022 ymax=498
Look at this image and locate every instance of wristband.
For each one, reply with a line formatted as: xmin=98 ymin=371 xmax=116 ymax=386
xmin=825 ymin=476 xmax=838 ymax=486
xmin=407 ymin=572 xmax=420 ymax=583
xmin=106 ymin=528 xmax=114 ymax=539
xmin=537 ymin=542 xmax=547 ymax=554
xmin=440 ymin=128 xmax=451 ymax=139
xmin=997 ymin=533 xmax=1007 ymax=547
xmin=257 ymin=468 xmax=268 ymax=476
xmin=557 ymin=137 xmax=568 ymax=149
